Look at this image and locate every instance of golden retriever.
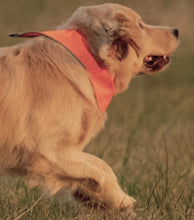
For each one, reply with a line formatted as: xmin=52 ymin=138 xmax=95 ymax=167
xmin=0 ymin=3 xmax=178 ymax=214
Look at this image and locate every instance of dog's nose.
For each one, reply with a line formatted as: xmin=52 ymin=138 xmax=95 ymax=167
xmin=172 ymin=28 xmax=179 ymax=38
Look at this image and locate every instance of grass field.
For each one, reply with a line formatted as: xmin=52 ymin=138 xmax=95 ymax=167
xmin=0 ymin=0 xmax=193 ymax=219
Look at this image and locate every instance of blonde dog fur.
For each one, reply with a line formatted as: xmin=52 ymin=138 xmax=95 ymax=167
xmin=0 ymin=3 xmax=178 ymax=213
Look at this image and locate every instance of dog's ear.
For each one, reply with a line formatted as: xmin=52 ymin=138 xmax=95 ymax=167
xmin=63 ymin=5 xmax=141 ymax=62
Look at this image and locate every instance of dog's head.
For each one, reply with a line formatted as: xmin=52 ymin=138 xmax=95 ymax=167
xmin=63 ymin=3 xmax=179 ymax=94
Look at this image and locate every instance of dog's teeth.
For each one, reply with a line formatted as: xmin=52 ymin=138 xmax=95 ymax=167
xmin=163 ymin=55 xmax=167 ymax=59
xmin=145 ymin=56 xmax=152 ymax=61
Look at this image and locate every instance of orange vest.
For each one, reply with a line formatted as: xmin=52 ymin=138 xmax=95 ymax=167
xmin=9 ymin=30 xmax=115 ymax=113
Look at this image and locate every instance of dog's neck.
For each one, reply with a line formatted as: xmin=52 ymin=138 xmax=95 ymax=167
xmin=9 ymin=29 xmax=115 ymax=113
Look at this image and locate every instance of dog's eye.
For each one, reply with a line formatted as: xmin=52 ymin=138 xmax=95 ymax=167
xmin=139 ymin=22 xmax=144 ymax=29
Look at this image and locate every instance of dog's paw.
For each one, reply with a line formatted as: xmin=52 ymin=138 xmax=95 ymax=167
xmin=119 ymin=195 xmax=136 ymax=214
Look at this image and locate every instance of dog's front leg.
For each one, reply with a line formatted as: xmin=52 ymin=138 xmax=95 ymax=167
xmin=40 ymin=147 xmax=135 ymax=212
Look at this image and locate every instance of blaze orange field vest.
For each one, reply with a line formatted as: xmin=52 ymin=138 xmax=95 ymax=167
xmin=10 ymin=30 xmax=115 ymax=113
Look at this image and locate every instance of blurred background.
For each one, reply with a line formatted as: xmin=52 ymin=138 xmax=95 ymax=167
xmin=0 ymin=0 xmax=193 ymax=219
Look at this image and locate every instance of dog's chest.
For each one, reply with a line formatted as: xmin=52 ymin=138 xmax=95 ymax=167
xmin=76 ymin=111 xmax=107 ymax=150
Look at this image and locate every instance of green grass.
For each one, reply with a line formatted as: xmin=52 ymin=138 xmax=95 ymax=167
xmin=0 ymin=0 xmax=193 ymax=219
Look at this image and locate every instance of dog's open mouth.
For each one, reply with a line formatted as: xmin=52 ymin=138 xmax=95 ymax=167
xmin=143 ymin=55 xmax=170 ymax=72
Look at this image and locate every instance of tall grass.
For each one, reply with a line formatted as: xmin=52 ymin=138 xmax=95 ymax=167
xmin=0 ymin=0 xmax=193 ymax=219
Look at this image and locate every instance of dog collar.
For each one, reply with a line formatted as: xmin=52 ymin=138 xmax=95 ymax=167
xmin=9 ymin=30 xmax=115 ymax=113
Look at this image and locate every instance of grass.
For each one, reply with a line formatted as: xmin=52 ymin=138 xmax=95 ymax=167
xmin=0 ymin=0 xmax=193 ymax=219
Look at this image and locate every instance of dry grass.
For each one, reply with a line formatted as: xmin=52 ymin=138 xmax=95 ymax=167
xmin=0 ymin=0 xmax=193 ymax=219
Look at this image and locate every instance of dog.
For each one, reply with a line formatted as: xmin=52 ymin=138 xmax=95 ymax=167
xmin=0 ymin=3 xmax=179 ymax=213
